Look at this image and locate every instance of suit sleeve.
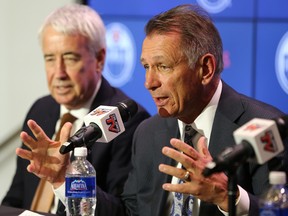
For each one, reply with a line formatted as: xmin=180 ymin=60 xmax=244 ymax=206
xmin=104 ymin=109 xmax=150 ymax=196
xmin=1 ymin=97 xmax=58 ymax=209
xmin=95 ymin=112 xmax=150 ymax=216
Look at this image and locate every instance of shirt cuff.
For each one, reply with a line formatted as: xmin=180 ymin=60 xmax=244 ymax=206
xmin=218 ymin=185 xmax=250 ymax=216
xmin=53 ymin=183 xmax=66 ymax=206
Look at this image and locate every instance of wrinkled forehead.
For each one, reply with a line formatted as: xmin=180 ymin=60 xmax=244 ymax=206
xmin=141 ymin=33 xmax=183 ymax=63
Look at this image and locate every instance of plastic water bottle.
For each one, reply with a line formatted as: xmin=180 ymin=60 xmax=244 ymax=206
xmin=259 ymin=171 xmax=288 ymax=216
xmin=65 ymin=147 xmax=96 ymax=216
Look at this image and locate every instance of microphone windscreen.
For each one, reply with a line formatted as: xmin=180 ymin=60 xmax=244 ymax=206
xmin=117 ymin=99 xmax=138 ymax=122
xmin=274 ymin=115 xmax=288 ymax=140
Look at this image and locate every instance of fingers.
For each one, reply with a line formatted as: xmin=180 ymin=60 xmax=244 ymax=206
xmin=59 ymin=122 xmax=73 ymax=143
xmin=160 ymin=137 xmax=230 ymax=206
xmin=164 ymin=137 xmax=212 ymax=169
xmin=196 ymin=136 xmax=212 ymax=160
xmin=159 ymin=164 xmax=190 ymax=181
xmin=159 ymin=164 xmax=194 ymax=193
xmin=17 ymin=120 xmax=71 ymax=186
xmin=20 ymin=131 xmax=36 ymax=150
xmin=160 ymin=137 xmax=213 ymax=188
xmin=170 ymin=138 xmax=199 ymax=159
xmin=162 ymin=181 xmax=195 ymax=194
xmin=164 ymin=149 xmax=196 ymax=173
xmin=16 ymin=147 xmax=33 ymax=160
xmin=162 ymin=182 xmax=191 ymax=193
xmin=27 ymin=119 xmax=50 ymax=142
xmin=16 ymin=147 xmax=42 ymax=175
xmin=162 ymin=138 xmax=198 ymax=171
xmin=170 ymin=137 xmax=209 ymax=157
xmin=20 ymin=120 xmax=52 ymax=151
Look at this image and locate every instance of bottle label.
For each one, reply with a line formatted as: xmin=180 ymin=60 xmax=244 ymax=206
xmin=65 ymin=176 xmax=96 ymax=198
xmin=259 ymin=208 xmax=281 ymax=216
xmin=282 ymin=208 xmax=288 ymax=216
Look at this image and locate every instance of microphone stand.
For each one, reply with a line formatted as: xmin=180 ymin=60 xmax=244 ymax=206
xmin=202 ymin=164 xmax=239 ymax=216
xmin=227 ymin=166 xmax=238 ymax=216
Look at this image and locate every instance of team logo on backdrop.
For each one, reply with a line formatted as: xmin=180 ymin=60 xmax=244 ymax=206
xmin=103 ymin=22 xmax=136 ymax=87
xmin=275 ymin=31 xmax=288 ymax=95
xmin=196 ymin=0 xmax=232 ymax=14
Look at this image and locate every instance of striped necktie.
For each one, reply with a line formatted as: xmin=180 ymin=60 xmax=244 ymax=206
xmin=170 ymin=125 xmax=198 ymax=216
xmin=184 ymin=125 xmax=197 ymax=147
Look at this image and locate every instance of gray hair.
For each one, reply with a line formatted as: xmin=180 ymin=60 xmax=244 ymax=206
xmin=38 ymin=3 xmax=106 ymax=54
xmin=145 ymin=4 xmax=224 ymax=74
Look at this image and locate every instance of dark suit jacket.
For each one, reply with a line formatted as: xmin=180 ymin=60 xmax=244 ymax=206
xmin=1 ymin=78 xmax=150 ymax=212
xmin=95 ymin=81 xmax=288 ymax=216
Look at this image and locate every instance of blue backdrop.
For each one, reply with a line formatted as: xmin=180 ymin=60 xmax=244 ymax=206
xmin=85 ymin=0 xmax=288 ymax=115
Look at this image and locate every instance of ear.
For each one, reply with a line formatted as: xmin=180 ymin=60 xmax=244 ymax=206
xmin=95 ymin=48 xmax=106 ymax=73
xmin=199 ymin=54 xmax=216 ymax=85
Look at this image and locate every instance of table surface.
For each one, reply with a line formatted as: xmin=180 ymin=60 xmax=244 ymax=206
xmin=0 ymin=205 xmax=55 ymax=216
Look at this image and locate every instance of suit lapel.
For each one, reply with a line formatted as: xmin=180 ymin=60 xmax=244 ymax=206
xmin=208 ymin=81 xmax=245 ymax=156
xmin=43 ymin=97 xmax=60 ymax=139
xmin=89 ymin=77 xmax=114 ymax=112
xmin=199 ymin=82 xmax=246 ymax=215
xmin=152 ymin=118 xmax=179 ymax=216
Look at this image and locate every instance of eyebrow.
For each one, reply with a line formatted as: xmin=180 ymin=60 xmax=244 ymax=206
xmin=62 ymin=52 xmax=81 ymax=57
xmin=140 ymin=55 xmax=165 ymax=63
xmin=44 ymin=52 xmax=81 ymax=58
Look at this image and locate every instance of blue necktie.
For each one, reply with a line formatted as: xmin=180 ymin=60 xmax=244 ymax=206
xmin=170 ymin=125 xmax=197 ymax=216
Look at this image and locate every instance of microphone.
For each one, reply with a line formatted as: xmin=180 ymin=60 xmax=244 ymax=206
xmin=59 ymin=99 xmax=138 ymax=154
xmin=202 ymin=116 xmax=288 ymax=177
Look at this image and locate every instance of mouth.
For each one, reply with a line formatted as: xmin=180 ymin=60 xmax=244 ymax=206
xmin=54 ymin=84 xmax=73 ymax=95
xmin=153 ymin=96 xmax=169 ymax=107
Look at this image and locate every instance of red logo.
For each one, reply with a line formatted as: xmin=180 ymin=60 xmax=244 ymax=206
xmin=90 ymin=108 xmax=110 ymax=116
xmin=260 ymin=130 xmax=277 ymax=153
xmin=245 ymin=124 xmax=261 ymax=131
xmin=106 ymin=113 xmax=121 ymax=133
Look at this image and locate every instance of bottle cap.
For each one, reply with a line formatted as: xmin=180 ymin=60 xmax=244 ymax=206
xmin=269 ymin=171 xmax=286 ymax=185
xmin=74 ymin=147 xmax=87 ymax=157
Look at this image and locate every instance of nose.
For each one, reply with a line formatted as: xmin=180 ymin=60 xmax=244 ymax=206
xmin=144 ymin=69 xmax=161 ymax=91
xmin=55 ymin=58 xmax=67 ymax=78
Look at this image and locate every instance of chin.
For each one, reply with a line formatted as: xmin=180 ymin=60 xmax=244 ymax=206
xmin=158 ymin=107 xmax=173 ymax=118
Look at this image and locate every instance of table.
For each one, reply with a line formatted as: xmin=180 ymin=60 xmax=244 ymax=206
xmin=0 ymin=205 xmax=55 ymax=216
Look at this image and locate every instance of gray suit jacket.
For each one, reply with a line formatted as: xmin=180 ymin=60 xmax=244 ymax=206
xmin=96 ymin=81 xmax=287 ymax=216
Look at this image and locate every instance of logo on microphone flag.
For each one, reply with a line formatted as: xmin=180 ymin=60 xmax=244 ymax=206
xmin=243 ymin=122 xmax=279 ymax=154
xmin=106 ymin=113 xmax=121 ymax=133
xmin=233 ymin=118 xmax=284 ymax=164
xmin=260 ymin=130 xmax=278 ymax=153
xmin=90 ymin=107 xmax=110 ymax=116
xmin=84 ymin=105 xmax=125 ymax=143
